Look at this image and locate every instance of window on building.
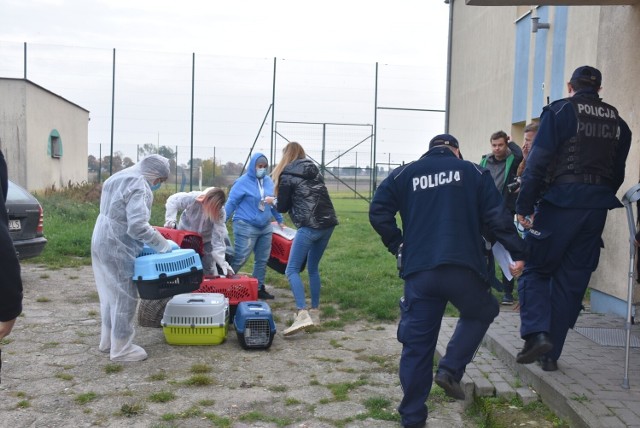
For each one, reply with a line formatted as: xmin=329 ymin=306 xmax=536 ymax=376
xmin=48 ymin=129 xmax=63 ymax=158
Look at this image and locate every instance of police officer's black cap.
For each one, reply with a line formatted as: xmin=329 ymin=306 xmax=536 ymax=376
xmin=429 ymin=134 xmax=460 ymax=150
xmin=570 ymin=66 xmax=602 ymax=88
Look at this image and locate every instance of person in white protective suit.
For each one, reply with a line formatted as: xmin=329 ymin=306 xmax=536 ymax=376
xmin=164 ymin=187 xmax=234 ymax=276
xmin=91 ymin=154 xmax=172 ymax=362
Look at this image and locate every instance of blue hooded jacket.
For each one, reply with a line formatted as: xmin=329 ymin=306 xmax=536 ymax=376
xmin=225 ymin=152 xmax=283 ymax=228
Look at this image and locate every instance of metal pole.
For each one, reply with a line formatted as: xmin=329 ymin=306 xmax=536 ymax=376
xmin=109 ymin=48 xmax=116 ymax=175
xmin=98 ymin=144 xmax=102 ymax=183
xmin=444 ymin=0 xmax=454 ymax=133
xmin=270 ymin=57 xmax=277 ymax=169
xmin=623 ymin=200 xmax=635 ymax=389
xmin=621 ymin=183 xmax=640 ymax=389
xmin=190 ymin=52 xmax=195 ymax=191
xmin=321 ymin=123 xmax=326 ymax=175
xmin=337 ymin=151 xmax=340 ymax=192
xmin=23 ymin=42 xmax=27 ymax=79
xmin=175 ymin=146 xmax=178 ymax=192
xmin=372 ymin=62 xmax=379 ymax=198
xmin=354 ymin=151 xmax=358 ymax=198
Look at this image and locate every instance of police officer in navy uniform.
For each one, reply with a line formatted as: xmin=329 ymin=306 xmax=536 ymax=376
xmin=369 ymin=134 xmax=527 ymax=428
xmin=515 ymin=66 xmax=632 ymax=372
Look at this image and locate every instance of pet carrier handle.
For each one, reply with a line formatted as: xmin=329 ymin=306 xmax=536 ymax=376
xmin=187 ymin=297 xmax=206 ymax=304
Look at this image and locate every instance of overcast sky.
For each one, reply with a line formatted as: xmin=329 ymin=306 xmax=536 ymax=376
xmin=1 ymin=0 xmax=450 ymax=167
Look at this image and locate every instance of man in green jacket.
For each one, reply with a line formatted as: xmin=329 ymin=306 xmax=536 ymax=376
xmin=480 ymin=130 xmax=523 ymax=305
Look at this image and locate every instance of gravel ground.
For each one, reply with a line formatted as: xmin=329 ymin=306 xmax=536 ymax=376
xmin=0 ymin=264 xmax=474 ymax=428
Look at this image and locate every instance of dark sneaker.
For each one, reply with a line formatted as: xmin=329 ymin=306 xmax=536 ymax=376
xmin=516 ymin=332 xmax=553 ymax=364
xmin=258 ymin=289 xmax=275 ymax=300
xmin=434 ymin=369 xmax=465 ymax=400
xmin=501 ymin=294 xmax=514 ymax=305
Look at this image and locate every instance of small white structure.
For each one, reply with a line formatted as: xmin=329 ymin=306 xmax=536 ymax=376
xmin=0 ymin=78 xmax=89 ymax=191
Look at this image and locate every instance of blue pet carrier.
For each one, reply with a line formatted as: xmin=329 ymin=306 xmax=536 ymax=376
xmin=138 ymin=240 xmax=180 ymax=257
xmin=133 ymin=248 xmax=203 ymax=300
xmin=233 ymin=301 xmax=276 ymax=350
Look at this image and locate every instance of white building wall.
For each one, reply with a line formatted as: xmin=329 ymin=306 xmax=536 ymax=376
xmin=590 ymin=6 xmax=640 ymax=307
xmin=0 ymin=79 xmax=88 ymax=191
xmin=25 ymin=83 xmax=88 ymax=190
xmin=0 ymin=80 xmax=28 ymax=186
xmin=449 ymin=4 xmax=518 ymax=162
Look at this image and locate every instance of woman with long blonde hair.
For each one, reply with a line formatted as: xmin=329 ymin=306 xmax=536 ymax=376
xmin=164 ymin=187 xmax=233 ymax=276
xmin=272 ymin=142 xmax=338 ymax=336
xmin=271 ymin=142 xmax=306 ymax=192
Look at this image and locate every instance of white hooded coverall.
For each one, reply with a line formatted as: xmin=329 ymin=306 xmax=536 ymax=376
xmin=91 ymin=155 xmax=171 ymax=362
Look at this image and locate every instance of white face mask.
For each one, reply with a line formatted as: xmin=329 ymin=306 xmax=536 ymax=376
xmin=256 ymin=168 xmax=267 ymax=179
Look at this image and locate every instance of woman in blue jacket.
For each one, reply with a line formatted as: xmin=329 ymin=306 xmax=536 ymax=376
xmin=225 ymin=153 xmax=284 ymax=300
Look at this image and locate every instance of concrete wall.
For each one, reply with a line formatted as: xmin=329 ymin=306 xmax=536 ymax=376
xmin=449 ymin=4 xmax=519 ymax=163
xmin=25 ymin=83 xmax=89 ymax=190
xmin=590 ymin=6 xmax=640 ymax=308
xmin=0 ymin=79 xmax=88 ymax=191
xmin=0 ymin=80 xmax=28 ymax=186
xmin=448 ymin=3 xmax=640 ymax=316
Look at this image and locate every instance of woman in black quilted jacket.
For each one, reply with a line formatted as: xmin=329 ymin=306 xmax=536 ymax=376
xmin=271 ymin=142 xmax=338 ymax=336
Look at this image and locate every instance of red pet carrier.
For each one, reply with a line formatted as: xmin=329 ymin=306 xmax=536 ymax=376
xmin=268 ymin=223 xmax=306 ymax=274
xmin=153 ymin=226 xmax=204 ymax=257
xmin=195 ymin=275 xmax=258 ymax=306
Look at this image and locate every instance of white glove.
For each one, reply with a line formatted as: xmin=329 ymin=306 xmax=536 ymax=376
xmin=148 ymin=230 xmax=172 ymax=254
xmin=164 ymin=220 xmax=177 ymax=229
xmin=217 ymin=261 xmax=234 ymax=276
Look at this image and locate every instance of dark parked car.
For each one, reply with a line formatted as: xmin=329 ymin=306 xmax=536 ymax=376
xmin=7 ymin=180 xmax=47 ymax=259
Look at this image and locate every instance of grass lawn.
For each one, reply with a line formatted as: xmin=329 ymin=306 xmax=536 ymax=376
xmin=27 ymin=182 xmax=565 ymax=427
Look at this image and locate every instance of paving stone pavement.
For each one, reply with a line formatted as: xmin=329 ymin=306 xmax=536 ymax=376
xmin=437 ymin=306 xmax=640 ymax=427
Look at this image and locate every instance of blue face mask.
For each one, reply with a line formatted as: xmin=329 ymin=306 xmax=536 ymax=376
xmin=256 ymin=168 xmax=267 ymax=179
xmin=150 ymin=182 xmax=162 ymax=191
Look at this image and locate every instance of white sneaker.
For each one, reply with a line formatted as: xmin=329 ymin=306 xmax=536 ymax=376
xmin=283 ymin=310 xmax=314 ymax=337
xmin=309 ymin=308 xmax=321 ymax=324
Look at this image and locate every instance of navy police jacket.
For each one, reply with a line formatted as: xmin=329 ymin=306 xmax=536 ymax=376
xmin=369 ymin=147 xmax=527 ymax=280
xmin=516 ymin=89 xmax=632 ymax=215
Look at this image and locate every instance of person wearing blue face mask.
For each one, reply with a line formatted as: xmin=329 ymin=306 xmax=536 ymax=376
xmin=91 ymin=154 xmax=172 ymax=362
xmin=225 ymin=153 xmax=284 ymax=300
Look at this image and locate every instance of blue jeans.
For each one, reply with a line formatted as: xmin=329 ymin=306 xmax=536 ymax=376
xmin=230 ymin=220 xmax=272 ymax=290
xmin=285 ymin=226 xmax=335 ymax=310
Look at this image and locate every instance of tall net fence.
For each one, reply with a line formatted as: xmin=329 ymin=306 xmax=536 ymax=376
xmin=0 ymin=41 xmax=446 ymax=196
xmin=274 ymin=121 xmax=375 ymax=199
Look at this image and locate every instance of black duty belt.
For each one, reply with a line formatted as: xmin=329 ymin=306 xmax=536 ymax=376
xmin=553 ymin=174 xmax=613 ymax=187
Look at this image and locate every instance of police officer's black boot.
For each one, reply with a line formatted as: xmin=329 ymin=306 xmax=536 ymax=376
xmin=537 ymin=355 xmax=558 ymax=372
xmin=434 ymin=368 xmax=465 ymax=400
xmin=516 ymin=332 xmax=553 ymax=364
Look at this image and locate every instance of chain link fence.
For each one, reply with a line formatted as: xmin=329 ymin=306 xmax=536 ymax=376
xmin=1 ymin=41 xmax=446 ymax=198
